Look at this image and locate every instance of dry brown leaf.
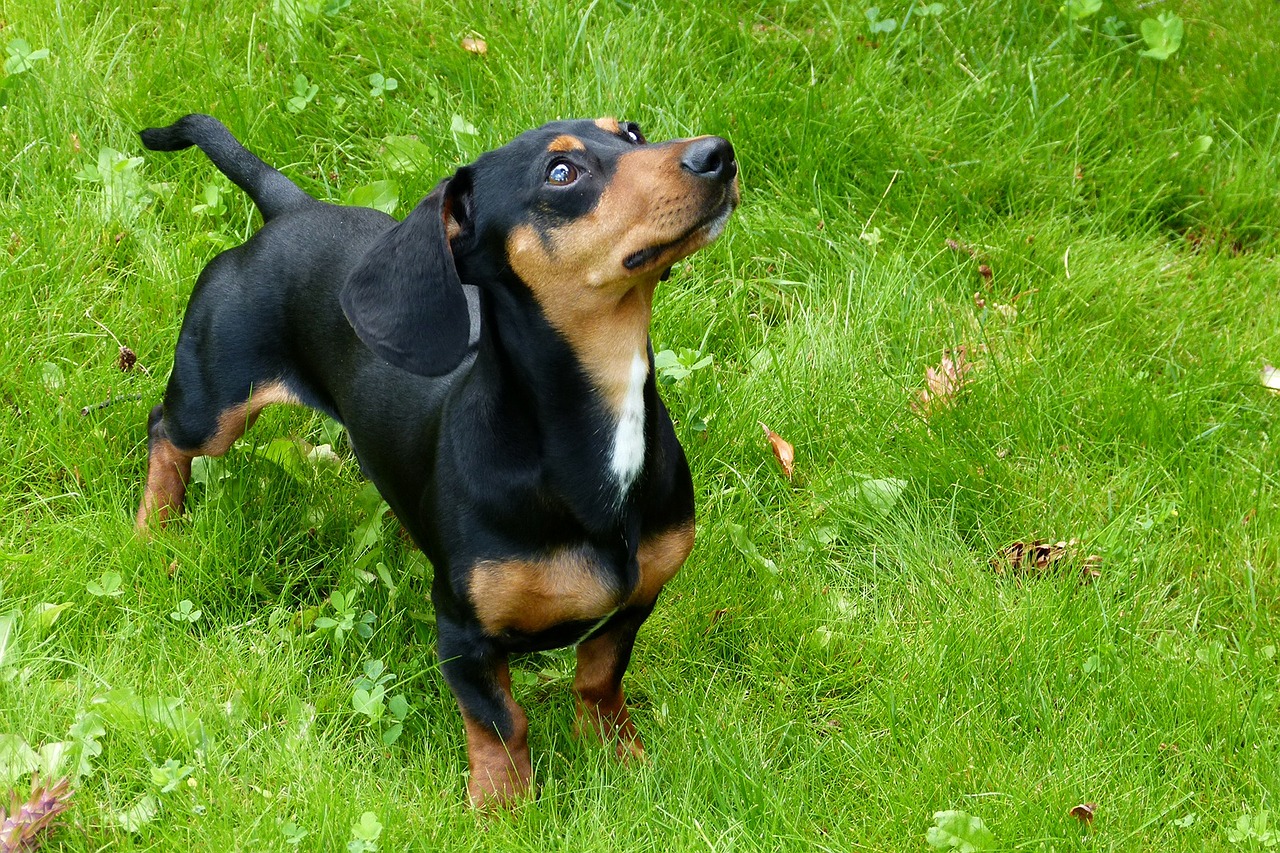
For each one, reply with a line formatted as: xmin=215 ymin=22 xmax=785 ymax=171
xmin=759 ymin=422 xmax=795 ymax=479
xmin=991 ymin=538 xmax=1070 ymax=572
xmin=1068 ymin=802 xmax=1097 ymax=824
xmin=118 ymin=345 xmax=137 ymax=372
xmin=913 ymin=346 xmax=973 ymax=416
xmin=1262 ymin=364 xmax=1280 ymax=394
xmin=978 ymin=263 xmax=993 ymax=281
xmin=69 ymin=132 xmax=81 ymax=154
xmin=991 ymin=538 xmax=1099 ymax=584
xmin=461 ymin=36 xmax=488 ymax=55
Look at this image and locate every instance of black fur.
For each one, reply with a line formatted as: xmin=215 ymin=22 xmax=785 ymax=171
xmin=339 ymin=179 xmax=473 ymax=376
xmin=137 ymin=113 xmax=737 ymax=804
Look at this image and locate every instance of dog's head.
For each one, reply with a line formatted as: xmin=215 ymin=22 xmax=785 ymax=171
xmin=341 ymin=118 xmax=738 ymax=385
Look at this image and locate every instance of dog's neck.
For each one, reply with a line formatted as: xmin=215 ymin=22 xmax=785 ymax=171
xmin=473 ymin=281 xmax=657 ymax=523
xmin=545 ymin=283 xmax=655 ymax=497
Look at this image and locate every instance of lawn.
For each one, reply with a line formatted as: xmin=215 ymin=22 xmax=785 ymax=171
xmin=2 ymin=0 xmax=1279 ymax=849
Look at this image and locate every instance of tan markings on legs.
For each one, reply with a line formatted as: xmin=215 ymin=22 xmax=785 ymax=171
xmin=462 ymin=660 xmax=533 ymax=808
xmin=573 ymin=520 xmax=695 ymax=760
xmin=135 ymin=381 xmax=301 ymax=532
xmin=469 ymin=550 xmax=622 ymax=636
xmin=201 ymin=381 xmax=302 ymax=456
xmin=574 ymin=630 xmax=644 ymax=761
xmin=547 ymin=134 xmax=586 ymax=153
xmin=136 ymin=437 xmax=194 ymax=531
xmin=629 ymin=519 xmax=695 ymax=606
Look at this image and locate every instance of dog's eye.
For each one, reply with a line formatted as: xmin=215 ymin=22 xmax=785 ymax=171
xmin=622 ymin=122 xmax=646 ymax=144
xmin=546 ymin=160 xmax=580 ymax=186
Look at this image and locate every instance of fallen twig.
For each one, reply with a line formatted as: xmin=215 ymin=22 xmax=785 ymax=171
xmin=79 ymin=393 xmax=144 ymax=416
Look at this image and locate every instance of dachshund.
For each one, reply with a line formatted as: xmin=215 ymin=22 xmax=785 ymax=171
xmin=136 ymin=113 xmax=737 ymax=805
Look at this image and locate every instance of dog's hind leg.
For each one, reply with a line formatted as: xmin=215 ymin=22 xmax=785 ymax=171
xmin=137 ymin=248 xmax=305 ymax=533
xmin=136 ymin=378 xmax=300 ymax=531
xmin=136 ymin=403 xmax=196 ymax=530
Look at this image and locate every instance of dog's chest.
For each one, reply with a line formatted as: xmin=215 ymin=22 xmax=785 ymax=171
xmin=464 ymin=522 xmax=693 ymax=639
xmin=467 ymin=548 xmax=627 ymax=637
xmin=608 ymin=351 xmax=648 ymax=493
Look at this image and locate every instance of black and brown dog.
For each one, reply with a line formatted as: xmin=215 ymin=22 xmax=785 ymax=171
xmin=135 ymin=114 xmax=737 ymax=805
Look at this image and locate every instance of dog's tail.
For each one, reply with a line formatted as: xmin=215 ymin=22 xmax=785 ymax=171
xmin=140 ymin=114 xmax=312 ymax=221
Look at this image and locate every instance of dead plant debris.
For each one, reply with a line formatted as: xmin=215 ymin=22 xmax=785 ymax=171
xmin=704 ymin=608 xmax=731 ymax=636
xmin=1069 ymin=802 xmax=1097 ymax=824
xmin=913 ymin=346 xmax=973 ymax=416
xmin=991 ymin=538 xmax=1101 ymax=584
xmin=759 ymin=422 xmax=795 ymax=480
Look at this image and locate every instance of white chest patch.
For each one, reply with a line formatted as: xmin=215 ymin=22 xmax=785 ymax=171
xmin=610 ymin=351 xmax=648 ymax=494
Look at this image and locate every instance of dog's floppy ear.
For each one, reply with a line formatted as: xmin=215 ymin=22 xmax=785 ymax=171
xmin=340 ymin=175 xmax=472 ymax=376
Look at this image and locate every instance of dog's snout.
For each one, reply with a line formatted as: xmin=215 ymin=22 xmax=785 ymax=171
xmin=681 ymin=137 xmax=737 ymax=183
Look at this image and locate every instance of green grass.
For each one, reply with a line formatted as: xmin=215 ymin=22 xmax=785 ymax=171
xmin=2 ymin=0 xmax=1279 ymax=849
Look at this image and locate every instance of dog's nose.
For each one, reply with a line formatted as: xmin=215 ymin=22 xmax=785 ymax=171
xmin=681 ymin=137 xmax=737 ymax=184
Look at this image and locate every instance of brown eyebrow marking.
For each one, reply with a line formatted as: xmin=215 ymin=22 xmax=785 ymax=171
xmin=548 ymin=134 xmax=586 ymax=153
xmin=594 ymin=117 xmax=621 ymax=134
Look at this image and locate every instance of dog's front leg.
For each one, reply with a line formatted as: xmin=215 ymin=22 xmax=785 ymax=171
xmin=573 ymin=606 xmax=652 ymax=761
xmin=438 ymin=629 xmax=532 ymax=807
